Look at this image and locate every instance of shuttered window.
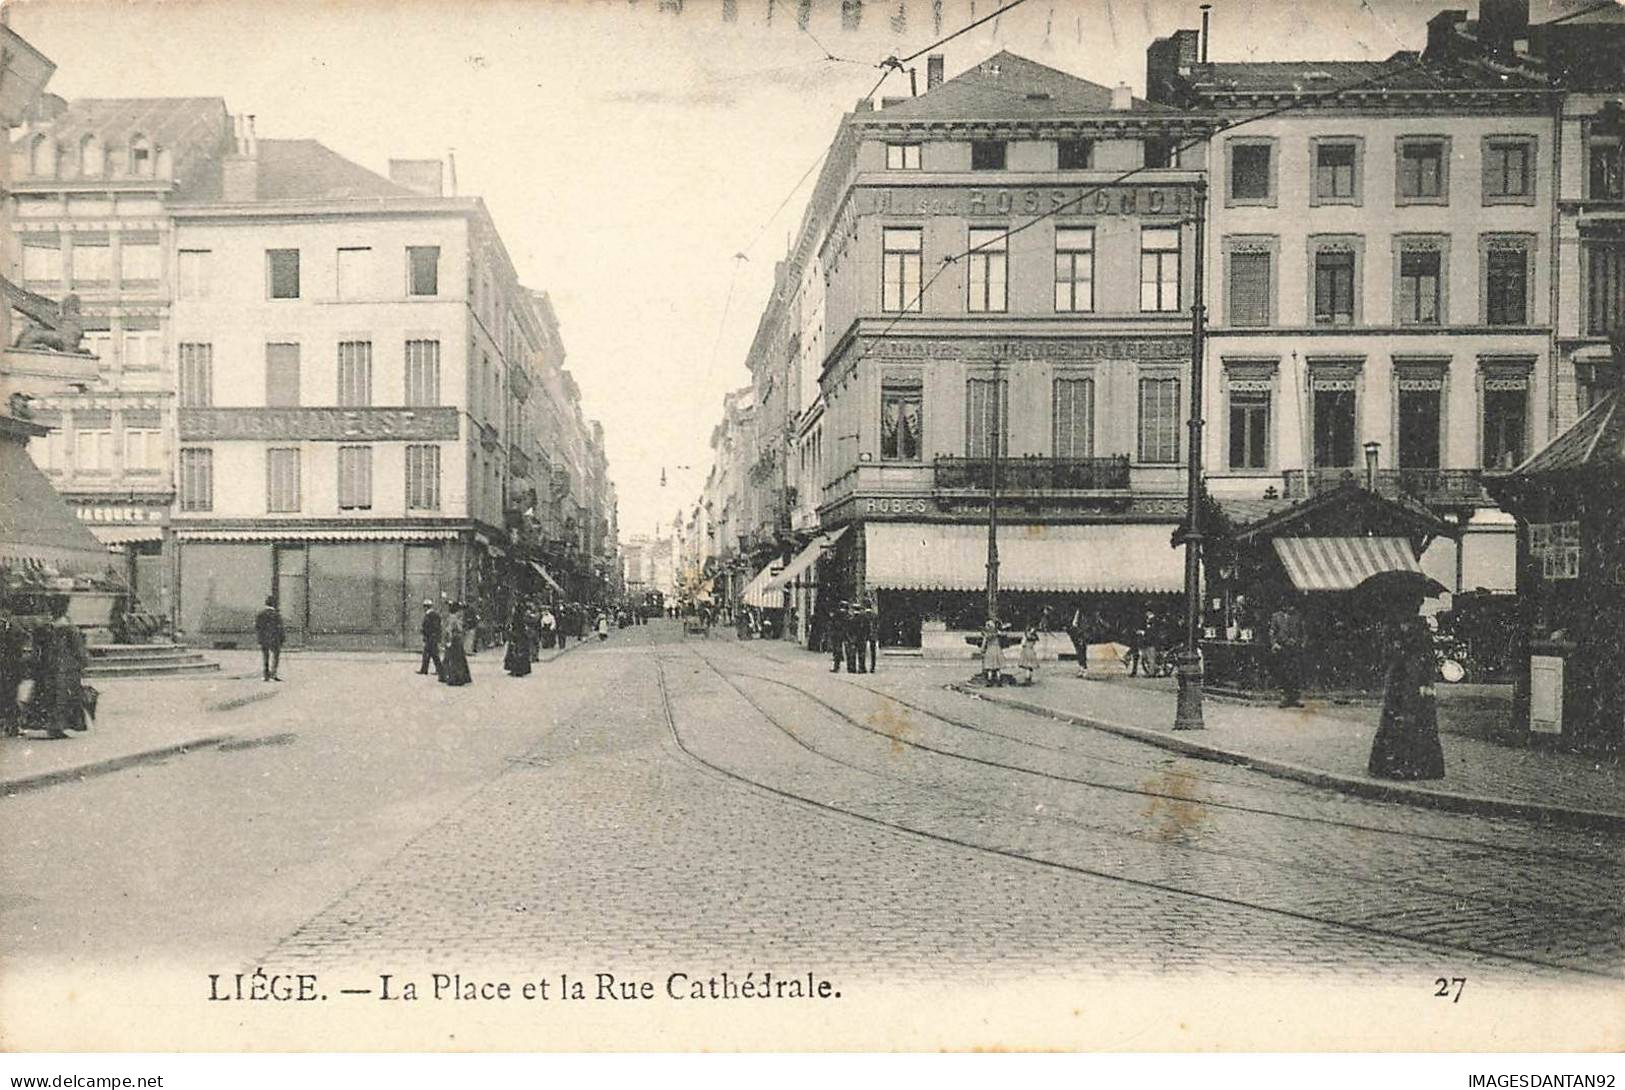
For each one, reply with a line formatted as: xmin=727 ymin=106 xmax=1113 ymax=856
xmin=266 ymin=343 xmax=300 ymax=407
xmin=337 ymin=446 xmax=373 ymax=510
xmin=1228 ymin=250 xmax=1271 ymax=326
xmin=965 ymin=378 xmax=1007 ymax=459
xmin=266 ymin=448 xmax=301 ymax=512
xmin=178 ymin=343 xmax=213 ymax=407
xmin=179 ymin=448 xmax=213 ymax=511
xmin=1137 ymin=377 xmax=1180 ymax=464
xmin=337 ymin=341 xmax=372 ymax=406
xmin=406 ymin=445 xmax=440 ymax=510
xmin=1052 ymin=378 xmax=1094 ymax=458
xmin=405 ymin=339 xmax=441 ymax=405
xmin=1585 ymin=242 xmax=1625 ymax=337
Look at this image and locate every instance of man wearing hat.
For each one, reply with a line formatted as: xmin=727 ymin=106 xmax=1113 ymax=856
xmin=418 ymin=598 xmax=443 ymax=677
xmin=254 ymin=596 xmax=285 ymax=682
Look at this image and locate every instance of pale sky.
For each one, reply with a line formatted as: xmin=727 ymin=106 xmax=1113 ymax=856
xmin=11 ymin=0 xmax=1477 ymax=538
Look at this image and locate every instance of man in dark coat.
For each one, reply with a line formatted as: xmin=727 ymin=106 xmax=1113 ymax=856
xmin=858 ymin=596 xmax=879 ymax=674
xmin=829 ymin=602 xmax=848 ymax=673
xmin=0 ymin=610 xmax=29 ymax=736
xmin=255 ymin=596 xmax=285 ymax=682
xmin=418 ymin=599 xmax=443 ymax=676
xmin=1268 ymin=600 xmax=1307 ymax=707
xmin=31 ymin=596 xmax=88 ymax=737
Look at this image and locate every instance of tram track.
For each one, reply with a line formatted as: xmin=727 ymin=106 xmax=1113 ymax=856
xmin=654 ymin=644 xmax=1622 ymax=980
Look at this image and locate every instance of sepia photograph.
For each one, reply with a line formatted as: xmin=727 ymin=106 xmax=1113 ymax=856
xmin=1 ymin=0 xmax=1623 ymax=1061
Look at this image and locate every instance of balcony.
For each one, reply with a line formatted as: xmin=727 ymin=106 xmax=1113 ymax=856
xmin=933 ymin=455 xmax=1131 ymax=495
xmin=1282 ymin=467 xmax=1489 ymax=509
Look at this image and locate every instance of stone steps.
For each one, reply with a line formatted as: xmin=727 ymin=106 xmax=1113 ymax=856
xmin=85 ymin=643 xmax=221 ymax=678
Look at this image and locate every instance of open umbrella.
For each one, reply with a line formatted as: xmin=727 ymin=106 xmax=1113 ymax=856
xmin=1355 ymin=569 xmax=1448 ymax=612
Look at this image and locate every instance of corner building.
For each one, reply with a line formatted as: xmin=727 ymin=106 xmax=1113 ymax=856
xmin=810 ymin=53 xmax=1213 ymax=647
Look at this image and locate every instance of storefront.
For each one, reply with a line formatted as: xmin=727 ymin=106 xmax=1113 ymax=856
xmin=763 ymin=528 xmax=847 ymax=649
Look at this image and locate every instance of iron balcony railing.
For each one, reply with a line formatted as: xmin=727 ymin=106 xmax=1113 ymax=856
xmin=1282 ymin=467 xmax=1489 ymax=508
xmin=933 ymin=454 xmax=1132 ymax=493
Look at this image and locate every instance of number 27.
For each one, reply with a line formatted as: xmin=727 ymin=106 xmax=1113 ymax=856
xmin=1434 ymin=977 xmax=1466 ymax=1003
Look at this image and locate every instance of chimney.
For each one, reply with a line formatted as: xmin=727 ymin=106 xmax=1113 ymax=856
xmin=854 ymin=98 xmax=874 ymax=112
xmin=1423 ymin=9 xmax=1469 ymax=61
xmin=926 ymin=53 xmax=944 ymax=89
xmin=1145 ymin=29 xmax=1200 ymax=106
xmin=1111 ymin=81 xmax=1133 ymax=111
xmin=446 ymin=149 xmax=458 ymax=195
xmin=388 ymin=158 xmax=444 ymax=197
xmin=880 ymin=96 xmax=907 ymax=109
xmin=221 ymin=113 xmax=260 ymax=202
xmin=1478 ymin=0 xmax=1529 ymax=57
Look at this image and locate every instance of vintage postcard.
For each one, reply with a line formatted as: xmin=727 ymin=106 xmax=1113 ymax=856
xmin=1 ymin=0 xmax=1622 ymax=1056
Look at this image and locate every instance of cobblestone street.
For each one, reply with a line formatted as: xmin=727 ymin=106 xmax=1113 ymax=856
xmin=6 ymin=622 xmax=1619 ymax=1006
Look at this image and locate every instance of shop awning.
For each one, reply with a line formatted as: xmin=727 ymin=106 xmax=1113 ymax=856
xmin=174 ymin=528 xmax=461 ymax=542
xmin=88 ymin=526 xmax=164 ymax=546
xmin=527 ymin=560 xmax=564 ymax=594
xmin=0 ymin=438 xmax=118 ymax=575
xmin=864 ymin=522 xmax=1184 ymax=593
xmin=764 ymin=526 xmax=848 ymax=593
xmin=738 ymin=561 xmax=783 ymax=609
xmin=1272 ymin=536 xmax=1420 ymax=593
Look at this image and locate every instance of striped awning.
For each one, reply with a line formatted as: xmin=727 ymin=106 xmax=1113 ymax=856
xmin=1271 ymin=536 xmax=1420 ymax=592
xmin=763 ymin=526 xmax=848 ymax=593
xmin=528 ymin=560 xmax=564 ymax=594
xmin=864 ymin=522 xmax=1184 ymax=593
xmin=88 ymin=525 xmax=164 ymax=546
xmin=174 ymin=528 xmax=462 ymax=542
xmin=738 ymin=561 xmax=784 ymax=609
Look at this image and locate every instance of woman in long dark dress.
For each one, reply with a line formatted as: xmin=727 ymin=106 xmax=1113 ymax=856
xmin=439 ymin=604 xmax=473 ymax=686
xmin=30 ymin=596 xmax=88 ymax=738
xmin=1368 ymin=614 xmax=1445 ymax=779
xmin=504 ymin=605 xmax=533 ymax=677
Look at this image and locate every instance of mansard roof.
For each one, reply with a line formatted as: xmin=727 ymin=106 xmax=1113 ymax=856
xmin=869 ymin=50 xmax=1168 ymax=121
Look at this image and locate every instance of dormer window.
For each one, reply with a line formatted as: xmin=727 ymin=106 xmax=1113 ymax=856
xmin=1058 ymin=139 xmax=1094 ymax=170
xmin=1144 ymin=137 xmax=1176 ymax=169
xmin=79 ymin=135 xmax=104 ymax=176
xmin=129 ymin=135 xmax=152 ymax=177
xmin=971 ymin=140 xmax=1006 ymax=171
xmin=885 ymin=142 xmax=921 ymax=170
xmin=29 ymin=134 xmax=56 ymax=177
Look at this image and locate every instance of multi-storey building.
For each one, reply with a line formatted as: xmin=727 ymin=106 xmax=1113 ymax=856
xmin=8 ymin=96 xmax=232 ymax=611
xmin=163 ymin=123 xmax=608 ymax=647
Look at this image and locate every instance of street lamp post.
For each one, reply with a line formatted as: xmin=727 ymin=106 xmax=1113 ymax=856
xmin=985 ymin=355 xmax=1002 ymax=631
xmin=1174 ymin=179 xmax=1209 ymax=731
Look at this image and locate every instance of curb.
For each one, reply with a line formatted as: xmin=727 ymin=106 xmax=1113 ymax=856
xmin=948 ymin=684 xmax=1625 ymax=834
xmin=1 ymin=732 xmax=239 ymax=796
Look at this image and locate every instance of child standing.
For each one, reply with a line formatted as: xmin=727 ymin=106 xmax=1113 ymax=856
xmin=1017 ymin=624 xmax=1040 ymax=686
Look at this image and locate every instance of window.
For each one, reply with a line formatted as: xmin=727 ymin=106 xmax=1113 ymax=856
xmin=1397 ymin=139 xmax=1448 ymax=202
xmin=83 ymin=329 xmax=113 ymax=365
xmin=79 ymin=135 xmax=103 ymax=176
xmin=267 ymin=249 xmax=300 ymax=299
xmin=881 ymin=228 xmax=922 ymax=313
xmin=880 ymin=384 xmax=922 ymax=461
xmin=1140 ymin=227 xmax=1181 ymax=312
xmin=1143 ymin=137 xmax=1176 ymax=169
xmin=1052 ymin=377 xmax=1094 ymax=458
xmin=1589 ymin=140 xmax=1623 ymax=201
xmin=405 ymin=339 xmax=441 ymax=405
xmin=970 ymin=141 xmax=1006 ymax=170
xmin=1397 ymin=384 xmax=1442 ymax=470
xmin=1054 ymin=227 xmax=1094 ymax=312
xmin=178 ymin=343 xmax=213 ymax=407
xmin=177 ymin=249 xmax=210 ymax=298
xmin=885 ymin=143 xmax=920 ymax=170
xmin=122 ymin=327 xmax=160 ymax=371
xmin=129 ymin=135 xmax=152 ymax=177
xmin=965 ymin=377 xmax=1007 ymax=459
xmin=1313 ymin=140 xmax=1359 ymax=203
xmin=1228 ymin=390 xmax=1270 ymax=470
xmin=1483 ymin=387 xmax=1527 ymax=469
xmin=1398 ymin=246 xmax=1443 ymax=325
xmin=966 ymin=227 xmax=1007 ymax=313
xmin=72 ymin=241 xmax=110 ymax=286
xmin=179 ymin=448 xmax=213 ymax=511
xmin=22 ymin=239 xmax=62 ymax=287
xmin=1485 ymin=139 xmax=1533 ymax=201
xmin=120 ymin=241 xmax=160 ymax=285
xmin=1485 ymin=243 xmax=1530 ymax=326
xmin=1314 ymin=249 xmax=1357 ymax=326
xmin=266 ymin=343 xmax=301 ymax=407
xmin=74 ymin=428 xmax=113 ymax=473
xmin=1312 ymin=385 xmax=1357 ymax=468
xmin=123 ymin=428 xmax=164 ymax=473
xmin=266 ymin=448 xmax=301 ymax=512
xmin=1057 ymin=139 xmax=1093 ymax=170
xmin=336 ymin=247 xmax=371 ymax=299
xmin=406 ymin=445 xmax=441 ymax=510
xmin=407 ymin=246 xmax=440 ymax=296
xmin=337 ymin=341 xmax=372 ymax=406
xmin=1229 ymin=142 xmax=1272 ymax=203
xmin=337 ymin=446 xmax=373 ymax=510
xmin=1137 ymin=377 xmax=1180 ymax=464
xmin=1584 ymin=241 xmax=1625 ymax=337
xmin=29 ymin=134 xmax=55 ymax=176
xmin=1227 ymin=246 xmax=1272 ymax=327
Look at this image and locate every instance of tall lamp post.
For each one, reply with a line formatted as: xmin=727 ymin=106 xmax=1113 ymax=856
xmin=985 ymin=354 xmax=1002 ymax=632
xmin=1174 ymin=179 xmax=1209 ymax=731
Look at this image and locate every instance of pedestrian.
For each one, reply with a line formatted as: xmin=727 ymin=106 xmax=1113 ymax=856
xmin=418 ymin=599 xmax=443 ymax=677
xmin=860 ymin=595 xmax=879 ymax=674
xmin=829 ymin=601 xmax=848 ymax=673
xmin=1066 ymin=603 xmax=1093 ymax=678
xmin=1368 ymin=608 xmax=1446 ymax=780
xmin=597 ymin=611 xmax=610 ymax=641
xmin=1017 ymin=623 xmax=1040 ymax=686
xmin=255 ymin=595 xmax=285 ymax=682
xmin=1137 ymin=608 xmax=1161 ymax=677
xmin=1268 ymin=599 xmax=1307 ymax=708
xmin=844 ymin=600 xmax=862 ymax=674
xmin=439 ymin=603 xmax=473 ymax=686
xmin=980 ymin=619 xmax=1005 ymax=685
xmin=540 ymin=606 xmax=557 ymax=650
xmin=0 ymin=608 xmax=29 ymax=736
xmin=28 ymin=595 xmax=89 ymax=738
xmin=503 ymin=605 xmax=533 ymax=677
xmin=527 ymin=601 xmax=543 ymax=662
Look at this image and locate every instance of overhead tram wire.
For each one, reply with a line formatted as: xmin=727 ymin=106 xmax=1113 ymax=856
xmin=839 ymin=0 xmax=1620 ymax=377
xmin=896 ymin=0 xmax=1031 ymax=63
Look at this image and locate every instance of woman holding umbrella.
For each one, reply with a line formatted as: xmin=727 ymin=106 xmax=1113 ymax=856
xmin=1361 ymin=571 xmax=1447 ymax=780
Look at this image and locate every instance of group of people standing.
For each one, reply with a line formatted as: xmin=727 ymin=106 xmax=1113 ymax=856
xmin=417 ymin=596 xmax=613 ymax=686
xmin=0 ymin=596 xmax=92 ymax=739
xmin=827 ymin=596 xmax=879 ymax=674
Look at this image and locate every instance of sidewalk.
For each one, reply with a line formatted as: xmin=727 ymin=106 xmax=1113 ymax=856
xmin=957 ymin=671 xmax=1625 ymax=831
xmin=0 ymin=637 xmax=592 ymax=795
